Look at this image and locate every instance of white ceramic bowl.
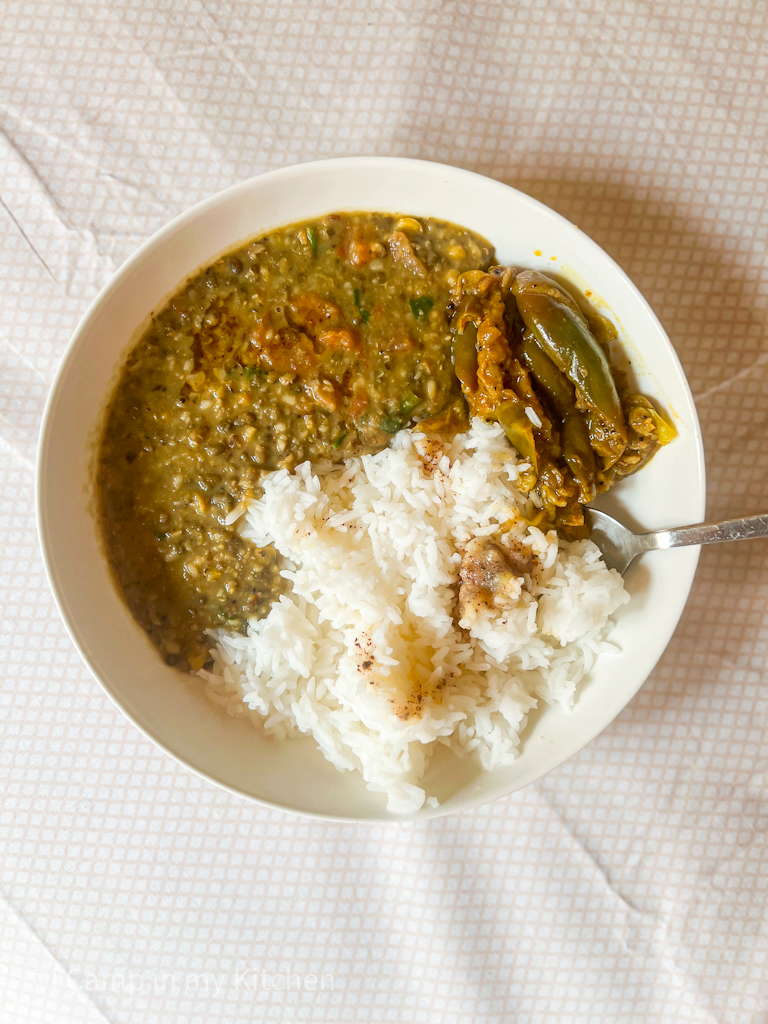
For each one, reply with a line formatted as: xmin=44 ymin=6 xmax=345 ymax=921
xmin=37 ymin=157 xmax=705 ymax=820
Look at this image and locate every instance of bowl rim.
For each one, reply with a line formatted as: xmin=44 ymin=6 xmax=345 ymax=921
xmin=37 ymin=155 xmax=706 ymax=822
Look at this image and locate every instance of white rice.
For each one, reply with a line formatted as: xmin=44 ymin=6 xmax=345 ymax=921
xmin=200 ymin=419 xmax=629 ymax=814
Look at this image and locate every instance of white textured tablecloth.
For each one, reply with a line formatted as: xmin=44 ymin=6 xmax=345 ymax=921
xmin=2 ymin=2 xmax=768 ymax=1021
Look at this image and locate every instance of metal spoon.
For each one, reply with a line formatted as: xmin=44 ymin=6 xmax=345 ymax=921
xmin=586 ymin=508 xmax=768 ymax=575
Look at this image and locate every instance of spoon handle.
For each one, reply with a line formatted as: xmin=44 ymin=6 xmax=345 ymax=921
xmin=651 ymin=514 xmax=768 ymax=551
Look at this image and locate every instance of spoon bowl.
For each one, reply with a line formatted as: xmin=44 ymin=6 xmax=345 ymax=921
xmin=587 ymin=507 xmax=768 ymax=575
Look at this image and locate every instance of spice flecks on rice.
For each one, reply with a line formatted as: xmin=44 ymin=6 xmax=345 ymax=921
xmin=200 ymin=420 xmax=629 ymax=814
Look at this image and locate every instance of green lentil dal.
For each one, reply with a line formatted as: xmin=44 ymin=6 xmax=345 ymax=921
xmin=97 ymin=212 xmax=494 ymax=670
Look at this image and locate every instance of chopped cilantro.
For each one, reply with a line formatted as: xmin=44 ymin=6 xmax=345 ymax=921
xmin=306 ymin=226 xmax=318 ymax=255
xmin=409 ymin=296 xmax=434 ymax=321
xmin=353 ymin=287 xmax=371 ymax=325
xmin=331 ymin=432 xmax=347 ymax=449
xmin=399 ymin=391 xmax=421 ymax=416
xmin=381 ymin=393 xmax=421 ymax=434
